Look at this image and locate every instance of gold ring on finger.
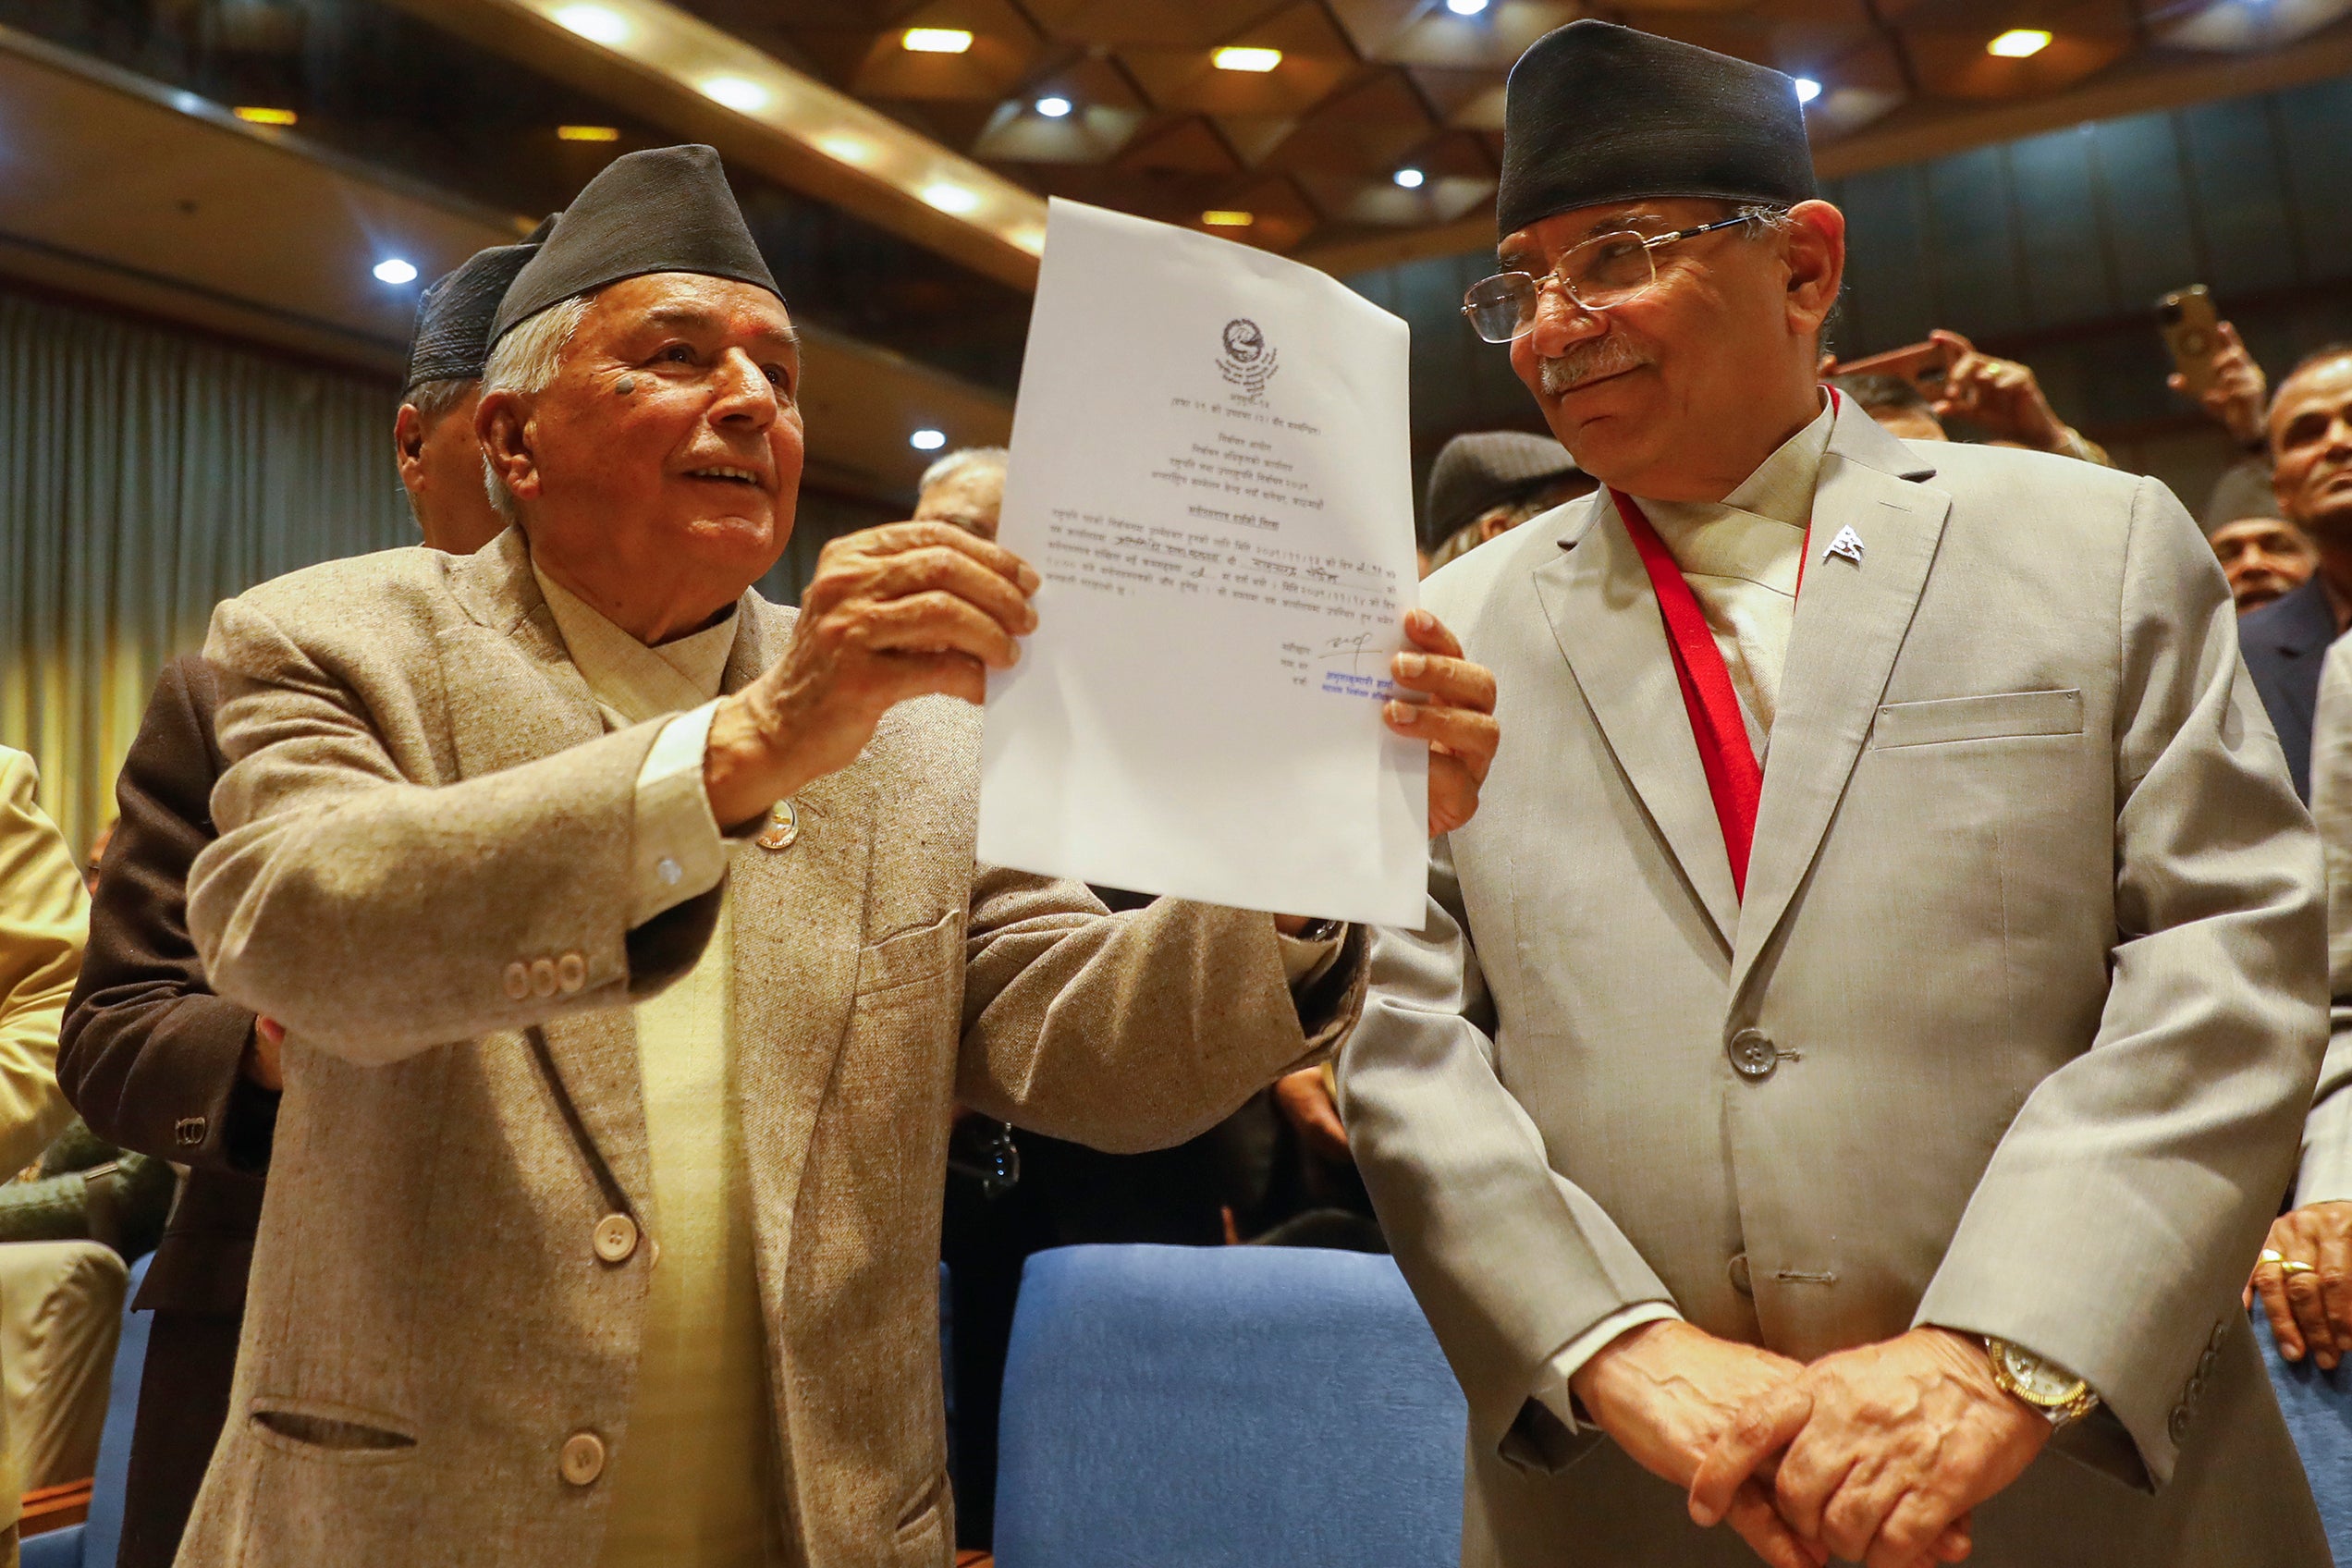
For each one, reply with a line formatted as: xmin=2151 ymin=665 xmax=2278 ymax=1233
xmin=2281 ymin=1259 xmax=2319 ymax=1276
xmin=2262 ymin=1248 xmax=2286 ymax=1265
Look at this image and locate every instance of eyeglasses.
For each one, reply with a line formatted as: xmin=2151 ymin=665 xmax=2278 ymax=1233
xmin=1461 ymin=214 xmax=1759 ymax=344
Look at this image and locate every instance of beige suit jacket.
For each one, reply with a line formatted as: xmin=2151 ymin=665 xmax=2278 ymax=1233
xmin=178 ymin=529 xmax=1363 ymax=1568
xmin=1339 ymin=404 xmax=2331 ymax=1565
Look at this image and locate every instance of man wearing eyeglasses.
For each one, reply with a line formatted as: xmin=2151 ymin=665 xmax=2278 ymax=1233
xmin=1338 ymin=19 xmax=2328 ymax=1568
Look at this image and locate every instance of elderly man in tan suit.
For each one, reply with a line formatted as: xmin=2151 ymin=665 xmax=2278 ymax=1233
xmin=1339 ymin=22 xmax=2328 ymax=1568
xmin=173 ymin=145 xmax=1497 ymax=1568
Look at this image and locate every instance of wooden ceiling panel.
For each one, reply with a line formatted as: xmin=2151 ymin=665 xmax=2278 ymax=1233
xmin=847 ymin=0 xmax=1040 ymax=101
xmin=973 ymin=100 xmax=1149 ymax=163
xmin=1018 ymin=0 xmax=1285 ymax=48
xmin=1257 ymin=68 xmax=1434 ymax=176
xmin=1370 ymin=1 xmax=1582 ymax=68
xmin=1112 ymin=115 xmax=1243 ymax=173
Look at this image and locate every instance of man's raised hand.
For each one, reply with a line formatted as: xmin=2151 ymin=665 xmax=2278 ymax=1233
xmin=1690 ymin=1327 xmax=2042 ymax=1568
xmin=1385 ymin=609 xmax=1499 ymax=837
xmin=705 ymin=521 xmax=1037 ymax=826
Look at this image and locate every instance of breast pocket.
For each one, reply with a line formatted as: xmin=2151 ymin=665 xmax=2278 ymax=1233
xmin=1868 ymin=688 xmax=2083 ymax=750
xmin=855 ymin=910 xmax=963 ymax=1001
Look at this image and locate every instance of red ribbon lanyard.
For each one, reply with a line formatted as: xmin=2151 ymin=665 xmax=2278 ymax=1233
xmin=1607 ymin=391 xmax=1838 ymax=901
xmin=1615 ymin=491 xmax=1765 ymax=900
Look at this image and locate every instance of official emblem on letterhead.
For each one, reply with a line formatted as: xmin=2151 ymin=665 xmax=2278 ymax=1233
xmin=1218 ymin=317 xmax=1280 ymax=400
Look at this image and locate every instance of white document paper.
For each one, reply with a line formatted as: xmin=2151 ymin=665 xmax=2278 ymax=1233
xmin=979 ymin=198 xmax=1426 ymax=927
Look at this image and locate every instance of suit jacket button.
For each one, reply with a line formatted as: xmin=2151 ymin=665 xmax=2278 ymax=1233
xmin=594 ymin=1213 xmax=639 ymax=1264
xmin=557 ymin=953 xmax=587 ymax=994
xmin=1727 ymin=1029 xmax=1778 ymax=1080
xmin=173 ymin=1116 xmax=207 ymax=1148
xmin=503 ymin=962 xmax=531 ymax=1000
xmin=559 ymin=1431 xmax=606 ymax=1486
xmin=1728 ymin=1254 xmax=1753 ymax=1296
xmin=530 ymin=959 xmax=558 ymax=998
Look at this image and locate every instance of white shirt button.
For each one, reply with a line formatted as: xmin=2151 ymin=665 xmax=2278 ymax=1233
xmin=656 ymin=857 xmax=683 ymax=886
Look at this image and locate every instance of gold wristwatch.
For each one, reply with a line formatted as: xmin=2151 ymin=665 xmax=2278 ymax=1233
xmin=1984 ymin=1338 xmax=2099 ymax=1429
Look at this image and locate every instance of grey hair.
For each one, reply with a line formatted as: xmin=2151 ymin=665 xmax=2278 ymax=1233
xmin=477 ymin=296 xmax=593 ymax=524
xmin=403 ymin=376 xmax=474 ymax=423
xmin=918 ymin=446 xmax=1008 ymax=496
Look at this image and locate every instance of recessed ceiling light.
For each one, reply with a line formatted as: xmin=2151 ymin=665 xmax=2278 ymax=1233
xmin=922 ymin=183 xmax=980 ymax=214
xmin=233 ymin=105 xmax=297 ymax=126
xmin=902 ymin=27 xmax=974 ymax=53
xmin=1035 ymin=95 xmax=1072 ymax=118
xmin=701 ymin=75 xmax=769 ymax=113
xmin=911 ymin=428 xmax=947 ymax=451
xmin=374 ymin=258 xmax=419 ymax=285
xmin=1393 ymin=167 xmax=1426 ymax=189
xmin=817 ymin=132 xmax=874 ymax=164
xmin=1988 ymin=28 xmax=2052 ymax=56
xmin=1202 ymin=210 xmax=1254 ymax=227
xmin=1444 ymin=0 xmax=1488 ymax=14
xmin=557 ymin=124 xmax=619 ymax=141
xmin=552 ymin=4 xmax=628 ymax=44
xmin=1212 ymin=46 xmax=1282 ymax=72
xmin=1794 ymin=77 xmax=1822 ymax=104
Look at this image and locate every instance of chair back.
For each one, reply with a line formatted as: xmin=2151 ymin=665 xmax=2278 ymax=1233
xmin=993 ymin=1243 xmax=1465 ymax=1568
xmin=2260 ymin=1310 xmax=2352 ymax=1561
xmin=83 ymin=1252 xmax=153 ymax=1567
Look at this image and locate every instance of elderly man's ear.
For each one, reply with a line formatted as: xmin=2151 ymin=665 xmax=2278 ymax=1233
xmin=475 ymin=393 xmax=543 ymax=510
xmin=1782 ymin=199 xmax=1846 ymax=337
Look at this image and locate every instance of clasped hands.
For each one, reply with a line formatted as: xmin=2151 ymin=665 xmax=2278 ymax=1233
xmin=704 ymin=521 xmax=1500 ymax=844
xmin=1573 ymin=1320 xmax=2049 ymax=1568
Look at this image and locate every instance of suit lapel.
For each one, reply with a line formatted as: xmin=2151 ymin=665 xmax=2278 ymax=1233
xmin=1728 ymin=410 xmax=1948 ymax=1004
xmin=1535 ymin=495 xmax=1739 ymax=948
xmin=715 ymin=601 xmax=873 ymax=1283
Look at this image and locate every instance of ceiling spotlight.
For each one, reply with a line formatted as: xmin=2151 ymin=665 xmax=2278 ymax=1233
xmin=1202 ymin=210 xmax=1254 ymax=227
xmin=701 ymin=75 xmax=769 ymax=113
xmin=1794 ymin=77 xmax=1822 ymax=104
xmin=374 ymin=258 xmax=419 ymax=285
xmin=922 ymin=183 xmax=980 ymax=214
xmin=902 ymin=27 xmax=974 ymax=53
xmin=551 ymin=4 xmax=628 ymax=43
xmin=233 ymin=105 xmax=297 ymax=126
xmin=1035 ymin=95 xmax=1072 ymax=117
xmin=1988 ymin=28 xmax=2052 ymax=56
xmin=1444 ymin=0 xmax=1488 ymax=13
xmin=911 ymin=428 xmax=948 ymax=451
xmin=1393 ymin=167 xmax=1426 ymax=189
xmin=557 ymin=124 xmax=619 ymax=141
xmin=1212 ymin=46 xmax=1282 ymax=71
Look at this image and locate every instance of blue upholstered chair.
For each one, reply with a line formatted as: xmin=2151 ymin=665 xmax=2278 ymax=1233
xmin=992 ymin=1243 xmax=1466 ymax=1568
xmin=2260 ymin=1309 xmax=2352 ymax=1562
xmin=23 ymin=1253 xmax=153 ymax=1568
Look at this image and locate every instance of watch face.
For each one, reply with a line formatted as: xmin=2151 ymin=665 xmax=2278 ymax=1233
xmin=1997 ymin=1342 xmax=2084 ymax=1405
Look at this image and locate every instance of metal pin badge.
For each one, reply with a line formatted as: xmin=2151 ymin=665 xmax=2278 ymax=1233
xmin=1822 ymin=524 xmax=1866 ymax=566
xmin=755 ymin=800 xmax=800 ymax=851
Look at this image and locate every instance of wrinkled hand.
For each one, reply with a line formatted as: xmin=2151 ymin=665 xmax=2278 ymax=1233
xmin=705 ymin=521 xmax=1037 ymax=826
xmin=2169 ymin=320 xmax=2268 ymax=446
xmin=1273 ymin=1066 xmax=1349 ymax=1161
xmin=1571 ymin=1322 xmax=1826 ymax=1568
xmin=1692 ymin=1328 xmax=2040 ymax=1568
xmin=249 ymin=1016 xmax=286 ymax=1091
xmin=1929 ymin=330 xmax=2068 ymax=452
xmin=1385 ymin=609 xmax=1499 ymax=837
xmin=2248 ymin=1203 xmax=2352 ymax=1369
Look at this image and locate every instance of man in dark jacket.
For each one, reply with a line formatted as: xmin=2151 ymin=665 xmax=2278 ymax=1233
xmin=55 ymin=227 xmax=547 ymax=1568
xmin=2238 ymin=344 xmax=2352 ymax=801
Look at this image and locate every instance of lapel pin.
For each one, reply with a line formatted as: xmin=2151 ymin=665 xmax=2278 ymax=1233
xmin=755 ymin=799 xmax=800 ymax=851
xmin=1823 ymin=524 xmax=1866 ymax=567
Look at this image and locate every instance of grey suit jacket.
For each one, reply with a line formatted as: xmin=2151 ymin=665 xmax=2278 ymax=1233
xmin=1339 ymin=403 xmax=2330 ymax=1566
xmin=177 ymin=529 xmax=1364 ymax=1568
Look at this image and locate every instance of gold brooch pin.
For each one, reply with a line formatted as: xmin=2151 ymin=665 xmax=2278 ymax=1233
xmin=755 ymin=799 xmax=800 ymax=851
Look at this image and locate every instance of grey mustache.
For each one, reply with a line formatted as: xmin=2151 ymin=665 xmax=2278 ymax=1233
xmin=1538 ymin=338 xmax=1647 ymax=396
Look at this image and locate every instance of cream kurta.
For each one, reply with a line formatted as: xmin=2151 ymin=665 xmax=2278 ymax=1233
xmin=535 ymin=570 xmax=766 ymax=1567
